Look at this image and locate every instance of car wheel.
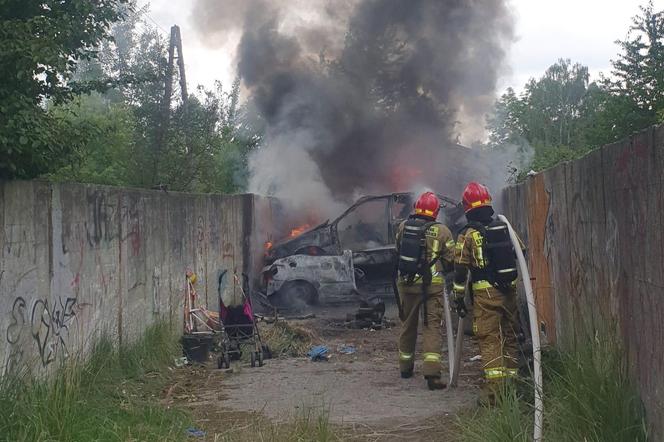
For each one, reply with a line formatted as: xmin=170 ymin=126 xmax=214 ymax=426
xmin=273 ymin=280 xmax=319 ymax=310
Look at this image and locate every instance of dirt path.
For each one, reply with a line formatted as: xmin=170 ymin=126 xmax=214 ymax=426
xmin=168 ymin=306 xmax=484 ymax=441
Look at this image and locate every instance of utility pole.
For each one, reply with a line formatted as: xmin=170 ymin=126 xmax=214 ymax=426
xmin=174 ymin=25 xmax=188 ymax=101
xmin=154 ymin=25 xmax=188 ymax=184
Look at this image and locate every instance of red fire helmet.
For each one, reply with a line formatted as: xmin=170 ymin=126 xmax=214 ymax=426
xmin=414 ymin=191 xmax=440 ymax=219
xmin=462 ymin=182 xmax=492 ymax=213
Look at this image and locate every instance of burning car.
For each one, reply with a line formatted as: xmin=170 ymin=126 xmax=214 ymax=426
xmin=263 ymin=193 xmax=464 ymax=307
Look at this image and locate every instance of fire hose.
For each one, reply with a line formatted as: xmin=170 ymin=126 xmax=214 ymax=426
xmin=443 ymin=288 xmax=465 ymax=387
xmin=497 ymin=214 xmax=543 ymax=442
xmin=443 ymin=215 xmax=543 ymax=442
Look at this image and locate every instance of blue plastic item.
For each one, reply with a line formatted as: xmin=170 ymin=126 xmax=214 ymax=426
xmin=185 ymin=427 xmax=206 ymax=437
xmin=307 ymin=345 xmax=329 ymax=361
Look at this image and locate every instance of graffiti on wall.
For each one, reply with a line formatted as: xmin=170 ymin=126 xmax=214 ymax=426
xmin=84 ymin=191 xmax=142 ymax=256
xmin=5 ymin=295 xmax=81 ymax=373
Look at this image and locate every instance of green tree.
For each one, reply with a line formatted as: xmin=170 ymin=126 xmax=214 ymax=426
xmin=47 ymin=95 xmax=137 ymax=186
xmin=49 ymin=13 xmax=257 ymax=194
xmin=521 ymin=59 xmax=590 ymax=148
xmin=487 ymin=87 xmax=526 ymax=148
xmin=568 ymin=1 xmax=664 ymax=150
xmin=610 ymin=1 xmax=664 ymax=115
xmin=0 ymin=0 xmax=128 ymax=179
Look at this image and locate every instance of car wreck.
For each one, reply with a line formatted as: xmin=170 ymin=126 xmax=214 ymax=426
xmin=263 ymin=192 xmax=464 ymax=308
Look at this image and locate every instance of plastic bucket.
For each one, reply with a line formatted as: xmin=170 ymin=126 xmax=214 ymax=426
xmin=181 ymin=334 xmax=213 ymax=363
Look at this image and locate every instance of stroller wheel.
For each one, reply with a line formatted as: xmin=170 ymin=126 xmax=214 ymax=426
xmin=250 ymin=351 xmax=257 ymax=368
xmin=258 ymin=350 xmax=264 ymax=367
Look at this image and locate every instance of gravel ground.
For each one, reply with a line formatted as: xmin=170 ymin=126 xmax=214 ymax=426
xmin=167 ymin=304 xmax=485 ymax=441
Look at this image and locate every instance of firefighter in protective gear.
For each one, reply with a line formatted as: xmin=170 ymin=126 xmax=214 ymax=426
xmin=453 ymin=182 xmax=520 ymax=404
xmin=395 ymin=191 xmax=455 ymax=390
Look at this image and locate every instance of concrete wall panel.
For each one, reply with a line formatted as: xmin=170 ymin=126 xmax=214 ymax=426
xmin=0 ymin=181 xmax=258 ymax=377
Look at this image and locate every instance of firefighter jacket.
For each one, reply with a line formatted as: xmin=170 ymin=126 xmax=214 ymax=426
xmin=454 ymin=226 xmax=489 ymax=290
xmin=454 ymin=225 xmax=524 ymax=292
xmin=396 ymin=220 xmax=455 ymax=286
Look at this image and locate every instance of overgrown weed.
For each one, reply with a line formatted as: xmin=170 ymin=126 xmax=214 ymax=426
xmin=0 ymin=321 xmax=190 ymax=442
xmin=458 ymin=338 xmax=648 ymax=442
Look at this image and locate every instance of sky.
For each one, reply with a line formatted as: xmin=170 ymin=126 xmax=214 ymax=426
xmin=143 ymin=0 xmax=664 ymax=95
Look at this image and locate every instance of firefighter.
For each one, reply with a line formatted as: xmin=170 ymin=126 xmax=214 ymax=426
xmin=395 ymin=191 xmax=455 ymax=390
xmin=452 ymin=182 xmax=520 ymax=405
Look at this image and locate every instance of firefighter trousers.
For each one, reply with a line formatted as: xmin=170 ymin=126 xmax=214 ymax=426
xmin=473 ymin=283 xmax=519 ymax=383
xmin=397 ymin=282 xmax=444 ymax=378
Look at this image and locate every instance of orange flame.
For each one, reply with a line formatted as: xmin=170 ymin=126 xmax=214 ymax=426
xmin=290 ymin=224 xmax=311 ymax=238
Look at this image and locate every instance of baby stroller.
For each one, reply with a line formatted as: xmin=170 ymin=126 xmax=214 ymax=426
xmin=216 ymin=271 xmax=265 ymax=369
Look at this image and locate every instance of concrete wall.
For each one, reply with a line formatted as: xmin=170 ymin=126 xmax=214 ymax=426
xmin=0 ymin=181 xmax=261 ymax=376
xmin=502 ymin=125 xmax=664 ymax=438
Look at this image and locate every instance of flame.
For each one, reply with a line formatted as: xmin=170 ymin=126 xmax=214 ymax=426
xmin=390 ymin=165 xmax=423 ymax=190
xmin=290 ymin=224 xmax=311 ymax=238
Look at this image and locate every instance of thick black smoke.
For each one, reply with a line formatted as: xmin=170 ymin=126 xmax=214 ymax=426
xmin=193 ymin=0 xmax=514 ymax=214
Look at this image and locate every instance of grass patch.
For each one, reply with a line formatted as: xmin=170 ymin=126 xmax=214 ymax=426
xmin=212 ymin=405 xmax=339 ymax=442
xmin=0 ymin=321 xmax=192 ymax=442
xmin=460 ymin=385 xmax=530 ymax=442
xmin=458 ymin=340 xmax=648 ymax=442
xmin=262 ymin=321 xmax=317 ymax=358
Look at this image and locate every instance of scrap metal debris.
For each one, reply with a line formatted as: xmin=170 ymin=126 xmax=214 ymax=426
xmin=345 ymin=299 xmax=387 ymax=329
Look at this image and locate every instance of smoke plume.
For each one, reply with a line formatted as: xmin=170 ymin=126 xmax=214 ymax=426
xmin=192 ymin=0 xmax=514 ymax=216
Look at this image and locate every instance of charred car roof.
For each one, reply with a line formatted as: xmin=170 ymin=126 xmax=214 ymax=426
xmin=265 ymin=192 xmax=462 ymax=263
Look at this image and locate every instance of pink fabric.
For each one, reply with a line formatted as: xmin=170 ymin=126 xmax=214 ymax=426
xmin=243 ymin=301 xmax=253 ymax=318
xmin=219 ymin=301 xmax=253 ymax=323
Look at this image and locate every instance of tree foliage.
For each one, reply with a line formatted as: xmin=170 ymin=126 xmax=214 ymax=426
xmin=0 ymin=0 xmax=128 ymax=179
xmin=46 ymin=9 xmax=257 ymax=194
xmin=488 ymin=1 xmax=664 ymax=177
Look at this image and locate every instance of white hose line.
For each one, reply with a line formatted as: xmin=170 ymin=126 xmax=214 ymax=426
xmin=443 ymin=288 xmax=465 ymax=387
xmin=497 ymin=214 xmax=543 ymax=442
xmin=443 ymin=291 xmax=456 ymax=385
xmin=451 ymin=315 xmax=464 ymax=387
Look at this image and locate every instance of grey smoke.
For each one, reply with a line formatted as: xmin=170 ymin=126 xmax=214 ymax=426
xmin=192 ymin=0 xmax=514 ymax=215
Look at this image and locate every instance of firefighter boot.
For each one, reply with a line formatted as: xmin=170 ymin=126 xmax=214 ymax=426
xmin=401 ymin=363 xmax=414 ymax=379
xmin=426 ymin=375 xmax=447 ymax=390
xmin=477 ymin=383 xmax=498 ymax=407
xmin=398 ymin=291 xmax=420 ymax=379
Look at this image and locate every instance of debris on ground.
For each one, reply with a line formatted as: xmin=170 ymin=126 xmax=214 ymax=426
xmin=174 ymin=356 xmax=190 ymax=367
xmin=345 ymin=298 xmax=388 ymax=329
xmin=261 ymin=320 xmax=317 ymax=358
xmin=185 ymin=427 xmax=206 ymax=437
xmin=256 ymin=313 xmax=317 ymax=323
xmin=337 ymin=344 xmax=356 ymax=355
xmin=307 ymin=345 xmax=330 ymax=361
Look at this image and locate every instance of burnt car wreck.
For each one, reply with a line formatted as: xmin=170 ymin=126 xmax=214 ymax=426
xmin=262 ymin=193 xmax=464 ymax=308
